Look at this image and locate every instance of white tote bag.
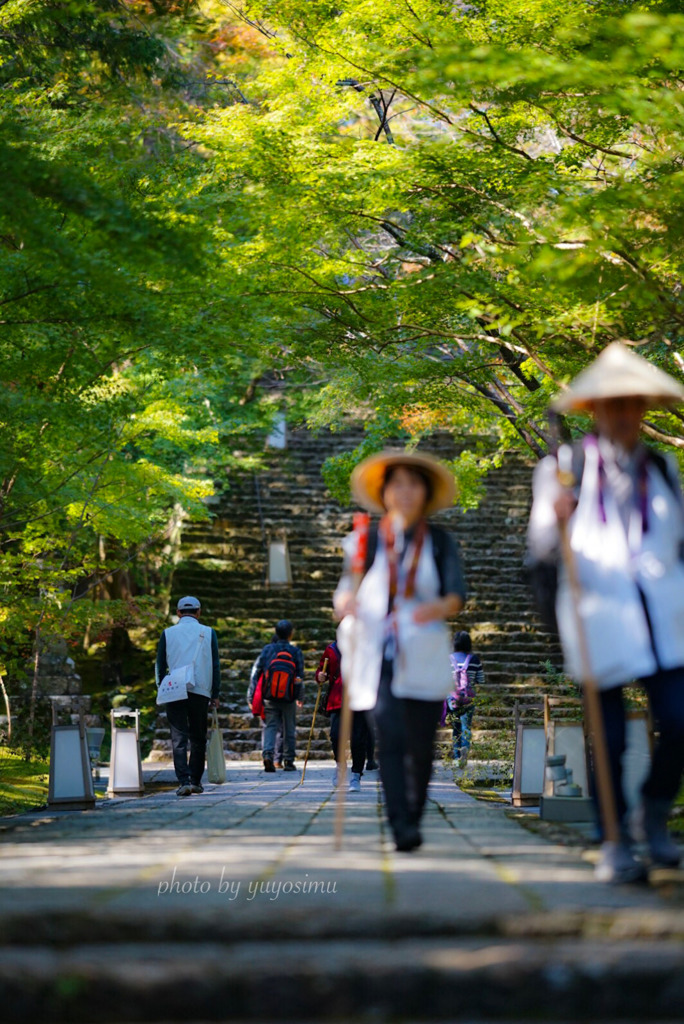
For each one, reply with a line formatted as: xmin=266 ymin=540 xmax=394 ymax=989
xmin=156 ymin=632 xmax=206 ymax=705
xmin=156 ymin=664 xmax=193 ymax=705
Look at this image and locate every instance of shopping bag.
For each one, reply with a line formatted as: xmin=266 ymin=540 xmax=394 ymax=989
xmin=207 ymin=709 xmax=226 ymax=784
xmin=156 ymin=664 xmax=192 ymax=705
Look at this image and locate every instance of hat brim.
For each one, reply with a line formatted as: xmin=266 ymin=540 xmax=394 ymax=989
xmin=550 ymin=343 xmax=684 ymax=413
xmin=350 ymin=450 xmax=457 ymax=515
xmin=552 ymin=386 xmax=684 ymax=413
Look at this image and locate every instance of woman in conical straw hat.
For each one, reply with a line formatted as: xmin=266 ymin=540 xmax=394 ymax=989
xmin=527 ymin=342 xmax=684 ymax=883
xmin=334 ymin=451 xmax=466 ymax=852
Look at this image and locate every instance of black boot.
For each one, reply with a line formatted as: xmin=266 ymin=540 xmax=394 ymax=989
xmin=636 ymin=798 xmax=681 ymax=867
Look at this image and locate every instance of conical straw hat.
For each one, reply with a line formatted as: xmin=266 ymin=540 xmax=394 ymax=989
xmin=551 ymin=342 xmax=684 ymax=413
xmin=351 ymin=450 xmax=456 ymax=515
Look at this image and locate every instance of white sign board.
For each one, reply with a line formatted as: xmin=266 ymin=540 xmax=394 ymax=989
xmin=268 ymin=539 xmax=292 ymax=585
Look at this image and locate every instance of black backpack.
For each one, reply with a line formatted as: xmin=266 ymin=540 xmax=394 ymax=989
xmin=264 ymin=648 xmax=298 ymax=703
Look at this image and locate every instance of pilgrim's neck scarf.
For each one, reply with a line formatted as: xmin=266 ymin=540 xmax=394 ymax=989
xmin=585 ymin=435 xmax=651 ymax=533
xmin=379 ymin=515 xmax=427 ymax=613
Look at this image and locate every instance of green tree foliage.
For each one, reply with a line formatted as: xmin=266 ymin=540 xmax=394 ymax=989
xmin=3 ymin=0 xmax=684 ymax=706
xmin=0 ymin=0 xmax=277 ymax=699
xmin=189 ymin=0 xmax=684 ymax=476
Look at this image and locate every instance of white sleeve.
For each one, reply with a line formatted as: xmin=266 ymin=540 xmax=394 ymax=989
xmin=527 ymin=455 xmax=563 ymax=561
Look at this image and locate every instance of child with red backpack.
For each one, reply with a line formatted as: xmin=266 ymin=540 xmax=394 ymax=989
xmin=443 ymin=631 xmax=483 ymax=768
xmin=248 ymin=620 xmax=304 ymax=773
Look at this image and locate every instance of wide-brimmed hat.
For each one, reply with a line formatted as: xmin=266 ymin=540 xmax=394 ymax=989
xmin=551 ymin=342 xmax=684 ymax=413
xmin=351 ymin=450 xmax=456 ymax=515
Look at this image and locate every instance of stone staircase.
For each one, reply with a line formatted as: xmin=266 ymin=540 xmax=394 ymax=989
xmin=152 ymin=428 xmax=568 ymax=765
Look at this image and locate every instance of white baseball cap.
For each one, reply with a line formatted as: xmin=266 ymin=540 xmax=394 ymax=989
xmin=176 ymin=595 xmax=201 ymax=613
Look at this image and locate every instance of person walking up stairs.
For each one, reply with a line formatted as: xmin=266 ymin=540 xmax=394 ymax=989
xmin=248 ymin=620 xmax=304 ymax=773
xmin=156 ymin=596 xmax=221 ymax=797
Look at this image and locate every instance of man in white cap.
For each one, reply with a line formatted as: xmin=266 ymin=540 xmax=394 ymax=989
xmin=156 ymin=596 xmax=221 ymax=796
xmin=528 ymin=342 xmax=684 ymax=882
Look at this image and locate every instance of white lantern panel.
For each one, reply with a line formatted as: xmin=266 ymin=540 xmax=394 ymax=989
xmin=52 ymin=729 xmax=93 ymax=800
xmin=110 ymin=730 xmax=143 ymax=791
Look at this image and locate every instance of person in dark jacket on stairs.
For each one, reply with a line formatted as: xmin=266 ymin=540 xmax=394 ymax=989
xmin=249 ymin=620 xmax=304 ymax=773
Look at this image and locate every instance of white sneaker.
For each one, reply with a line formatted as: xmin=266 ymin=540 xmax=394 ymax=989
xmin=349 ymin=772 xmax=361 ymax=793
xmin=595 ymin=841 xmax=647 ymax=884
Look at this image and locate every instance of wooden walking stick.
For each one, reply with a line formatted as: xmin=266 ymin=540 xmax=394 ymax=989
xmin=334 ymin=513 xmax=370 ymax=851
xmin=300 ymin=658 xmax=327 ymax=785
xmin=556 ymin=447 xmax=620 ymax=846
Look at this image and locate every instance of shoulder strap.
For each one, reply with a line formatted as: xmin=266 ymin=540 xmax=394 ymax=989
xmin=571 ymin=442 xmax=586 ymax=492
xmin=427 ymin=524 xmax=448 ymax=596
xmin=364 ymin=524 xmax=379 ymax=574
xmin=191 ymin=630 xmax=206 ymax=667
xmin=647 ymin=449 xmax=680 ymax=500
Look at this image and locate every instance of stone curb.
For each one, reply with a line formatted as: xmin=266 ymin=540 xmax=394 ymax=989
xmin=2 ymin=937 xmax=684 ymax=1022
xmin=2 ymin=906 xmax=684 ymax=947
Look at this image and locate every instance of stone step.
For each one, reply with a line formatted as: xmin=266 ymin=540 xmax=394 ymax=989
xmin=2 ymin=933 xmax=681 ymax=1023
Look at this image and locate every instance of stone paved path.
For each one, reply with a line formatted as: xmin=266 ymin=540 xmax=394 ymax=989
xmin=0 ymin=763 xmax=668 ymax=920
xmin=0 ymin=763 xmax=683 ymax=1022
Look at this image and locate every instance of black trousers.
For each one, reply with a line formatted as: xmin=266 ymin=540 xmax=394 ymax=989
xmin=366 ymin=721 xmax=377 ymax=765
xmin=598 ymin=665 xmax=684 ymax=824
xmin=165 ymin=692 xmax=210 ymax=785
xmin=329 ymin=709 xmax=370 ymax=774
xmin=372 ymin=658 xmax=442 ymax=835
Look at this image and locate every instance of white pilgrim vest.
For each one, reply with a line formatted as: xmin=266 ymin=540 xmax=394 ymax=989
xmin=164 ymin=616 xmax=214 ymax=698
xmin=338 ymin=531 xmax=454 ymax=711
xmin=556 ymin=444 xmax=684 ymax=688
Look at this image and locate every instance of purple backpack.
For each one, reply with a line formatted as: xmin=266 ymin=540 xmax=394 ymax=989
xmin=446 ymin=653 xmax=475 ymax=712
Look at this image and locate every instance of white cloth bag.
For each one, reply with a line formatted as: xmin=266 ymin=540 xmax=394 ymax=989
xmin=156 ymin=632 xmax=206 ymax=705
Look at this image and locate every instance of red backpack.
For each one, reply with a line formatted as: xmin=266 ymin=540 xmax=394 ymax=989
xmin=264 ymin=649 xmax=298 ymax=702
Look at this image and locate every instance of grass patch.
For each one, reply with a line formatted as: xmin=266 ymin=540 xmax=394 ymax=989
xmin=0 ymin=747 xmax=49 ymax=816
xmin=462 ymin=787 xmax=509 ymax=804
